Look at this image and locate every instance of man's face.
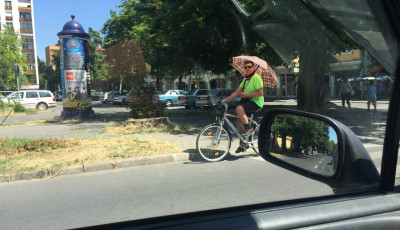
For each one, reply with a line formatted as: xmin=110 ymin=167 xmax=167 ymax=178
xmin=244 ymin=63 xmax=254 ymax=74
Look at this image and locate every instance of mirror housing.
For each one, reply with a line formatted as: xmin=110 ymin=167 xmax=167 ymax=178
xmin=258 ymin=109 xmax=380 ymax=190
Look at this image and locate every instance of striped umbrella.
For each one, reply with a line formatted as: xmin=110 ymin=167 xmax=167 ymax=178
xmin=232 ymin=56 xmax=277 ymax=88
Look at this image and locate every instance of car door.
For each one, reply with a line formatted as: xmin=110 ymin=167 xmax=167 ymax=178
xmin=24 ymin=91 xmax=40 ymax=109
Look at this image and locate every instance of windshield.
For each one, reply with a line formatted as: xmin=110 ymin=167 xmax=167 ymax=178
xmin=1 ymin=0 xmax=398 ymax=229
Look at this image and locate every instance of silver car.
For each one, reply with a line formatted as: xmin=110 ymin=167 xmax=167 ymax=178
xmin=195 ymin=88 xmax=240 ymax=109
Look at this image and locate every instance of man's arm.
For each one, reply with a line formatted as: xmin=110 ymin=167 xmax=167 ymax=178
xmin=239 ymin=88 xmax=263 ymax=99
xmin=221 ymin=87 xmax=241 ymax=103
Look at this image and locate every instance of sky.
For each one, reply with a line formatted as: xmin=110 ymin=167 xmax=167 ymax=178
xmin=34 ymin=0 xmax=121 ymax=60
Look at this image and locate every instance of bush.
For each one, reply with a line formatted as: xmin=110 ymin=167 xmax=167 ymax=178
xmin=13 ymin=102 xmax=27 ymax=113
xmin=128 ymin=97 xmax=167 ymax=119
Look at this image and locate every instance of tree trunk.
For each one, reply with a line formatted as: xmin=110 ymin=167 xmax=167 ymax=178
xmin=297 ymin=54 xmax=318 ymax=113
xmin=178 ymin=72 xmax=184 ymax=90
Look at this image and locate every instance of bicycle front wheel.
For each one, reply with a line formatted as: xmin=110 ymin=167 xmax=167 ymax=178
xmin=196 ymin=124 xmax=231 ymax=162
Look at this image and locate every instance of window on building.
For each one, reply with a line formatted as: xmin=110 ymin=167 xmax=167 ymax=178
xmin=20 ymin=23 xmax=32 ymax=29
xmin=27 ymin=54 xmax=34 ymax=60
xmin=29 ymin=65 xmax=35 ymax=70
xmin=19 ymin=12 xmax=31 ymax=18
xmin=23 ymin=44 xmax=34 ymax=50
xmin=6 ymin=22 xmax=13 ymax=27
xmin=5 ymin=1 xmax=11 ymax=6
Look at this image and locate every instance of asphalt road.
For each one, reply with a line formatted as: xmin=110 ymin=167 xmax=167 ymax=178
xmin=0 ymin=156 xmax=333 ymax=230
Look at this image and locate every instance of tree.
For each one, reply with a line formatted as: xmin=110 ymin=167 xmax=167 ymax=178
xmin=271 ymin=114 xmax=330 ymax=154
xmin=101 ymin=0 xmax=282 ymax=88
xmin=86 ymin=28 xmax=105 ymax=81
xmin=237 ymin=0 xmax=359 ymax=112
xmin=38 ymin=56 xmax=60 ymax=92
xmin=0 ymin=26 xmax=28 ymax=90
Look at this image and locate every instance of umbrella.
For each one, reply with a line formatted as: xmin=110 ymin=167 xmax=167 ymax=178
xmin=232 ymin=56 xmax=277 ymax=88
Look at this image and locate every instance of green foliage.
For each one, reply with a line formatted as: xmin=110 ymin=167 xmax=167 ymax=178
xmin=101 ymin=0 xmax=282 ymax=83
xmin=271 ymin=114 xmax=330 ymax=153
xmin=0 ymin=26 xmax=28 ymax=90
xmin=13 ymin=102 xmax=27 ymax=113
xmin=128 ymin=97 xmax=167 ymax=119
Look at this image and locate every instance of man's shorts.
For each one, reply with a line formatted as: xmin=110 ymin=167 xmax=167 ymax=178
xmin=240 ymin=101 xmax=261 ymax=116
xmin=368 ymin=97 xmax=377 ymax=106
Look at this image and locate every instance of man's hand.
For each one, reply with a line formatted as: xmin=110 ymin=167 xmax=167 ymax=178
xmin=239 ymin=91 xmax=248 ymax=98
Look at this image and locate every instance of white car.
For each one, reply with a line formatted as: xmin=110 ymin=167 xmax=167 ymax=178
xmin=2 ymin=90 xmax=57 ymax=110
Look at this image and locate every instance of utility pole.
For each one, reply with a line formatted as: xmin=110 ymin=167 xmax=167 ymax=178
xmin=14 ymin=65 xmax=21 ymax=103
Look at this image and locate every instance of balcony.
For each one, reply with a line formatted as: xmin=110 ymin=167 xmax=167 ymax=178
xmin=22 ymin=49 xmax=34 ymax=54
xmin=19 ymin=17 xmax=32 ymax=23
xmin=5 ymin=5 xmax=12 ymax=10
xmin=27 ymin=79 xmax=37 ymax=84
xmin=22 ymin=37 xmax=34 ymax=43
xmin=18 ymin=6 xmax=31 ymax=12
xmin=6 ymin=16 xmax=13 ymax=21
xmin=26 ymin=59 xmax=35 ymax=64
xmin=20 ymin=28 xmax=33 ymax=34
xmin=27 ymin=70 xmax=36 ymax=75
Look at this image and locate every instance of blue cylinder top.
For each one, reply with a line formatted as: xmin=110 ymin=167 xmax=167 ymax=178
xmin=57 ymin=15 xmax=90 ymax=39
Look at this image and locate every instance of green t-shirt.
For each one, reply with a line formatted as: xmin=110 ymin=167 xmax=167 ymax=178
xmin=239 ymin=73 xmax=264 ymax=108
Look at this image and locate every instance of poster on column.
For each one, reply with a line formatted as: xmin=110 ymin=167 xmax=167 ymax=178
xmin=64 ymin=70 xmax=90 ymax=108
xmin=62 ymin=38 xmax=90 ymax=109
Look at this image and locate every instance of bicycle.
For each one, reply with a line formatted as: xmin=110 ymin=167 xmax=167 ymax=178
xmin=196 ymin=102 xmax=262 ymax=162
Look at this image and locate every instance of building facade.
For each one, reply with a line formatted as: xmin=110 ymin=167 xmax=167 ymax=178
xmin=95 ymin=40 xmax=146 ymax=91
xmin=0 ymin=0 xmax=38 ymax=89
xmin=45 ymin=45 xmax=60 ymax=70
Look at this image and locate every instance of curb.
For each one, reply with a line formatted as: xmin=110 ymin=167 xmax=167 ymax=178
xmin=0 ymin=152 xmax=193 ymax=184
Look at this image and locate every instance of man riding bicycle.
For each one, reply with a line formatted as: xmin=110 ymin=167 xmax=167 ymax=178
xmin=220 ymin=60 xmax=264 ymax=153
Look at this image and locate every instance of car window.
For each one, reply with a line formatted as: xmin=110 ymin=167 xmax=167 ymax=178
xmin=26 ymin=92 xmax=39 ymax=98
xmin=2 ymin=1 xmax=399 ymax=228
xmin=186 ymin=89 xmax=196 ymax=95
xmin=9 ymin=92 xmax=24 ymax=99
xmin=38 ymin=91 xmax=52 ymax=97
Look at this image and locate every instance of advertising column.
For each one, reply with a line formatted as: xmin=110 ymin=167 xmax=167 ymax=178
xmin=62 ymin=38 xmax=89 ymax=108
xmin=58 ymin=15 xmax=94 ymax=119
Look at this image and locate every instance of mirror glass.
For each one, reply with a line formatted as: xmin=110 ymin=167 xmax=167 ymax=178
xmin=269 ymin=114 xmax=338 ymax=177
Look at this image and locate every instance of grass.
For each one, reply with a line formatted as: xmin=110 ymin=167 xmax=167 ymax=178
xmin=0 ymin=137 xmax=183 ymax=174
xmin=104 ymin=122 xmax=199 ymax=135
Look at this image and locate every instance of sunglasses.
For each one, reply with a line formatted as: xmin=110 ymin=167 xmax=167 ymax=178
xmin=244 ymin=66 xmax=254 ymax=69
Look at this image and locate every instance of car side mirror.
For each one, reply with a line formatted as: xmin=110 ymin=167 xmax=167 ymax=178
xmin=258 ymin=109 xmax=380 ymax=191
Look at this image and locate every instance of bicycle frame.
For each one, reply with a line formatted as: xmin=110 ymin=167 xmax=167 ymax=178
xmin=216 ymin=104 xmax=259 ymax=144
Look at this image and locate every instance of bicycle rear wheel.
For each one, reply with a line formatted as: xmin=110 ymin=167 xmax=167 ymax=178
xmin=196 ymin=124 xmax=231 ymax=162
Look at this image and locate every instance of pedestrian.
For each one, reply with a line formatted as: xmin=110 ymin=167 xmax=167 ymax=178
xmin=367 ymin=80 xmax=377 ymax=113
xmin=340 ymin=78 xmax=353 ymax=109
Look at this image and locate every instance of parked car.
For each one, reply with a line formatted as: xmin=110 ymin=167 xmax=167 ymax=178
xmin=195 ymin=88 xmax=240 ymax=109
xmin=1 ymin=90 xmax=57 ymax=110
xmin=112 ymin=93 xmax=128 ymax=104
xmin=100 ymin=91 xmax=123 ymax=104
xmin=114 ymin=86 xmax=159 ymax=105
xmin=152 ymin=89 xmax=186 ymax=106
xmin=0 ymin=91 xmax=13 ymax=98
xmin=54 ymin=91 xmax=62 ymax=101
xmin=177 ymin=89 xmax=208 ymax=109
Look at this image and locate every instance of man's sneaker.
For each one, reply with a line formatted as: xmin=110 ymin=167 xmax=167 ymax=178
xmin=235 ymin=146 xmax=247 ymax=153
xmin=236 ymin=140 xmax=249 ymax=153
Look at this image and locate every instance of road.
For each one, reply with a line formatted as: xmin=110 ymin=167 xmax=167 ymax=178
xmin=0 ymin=156 xmax=333 ymax=230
